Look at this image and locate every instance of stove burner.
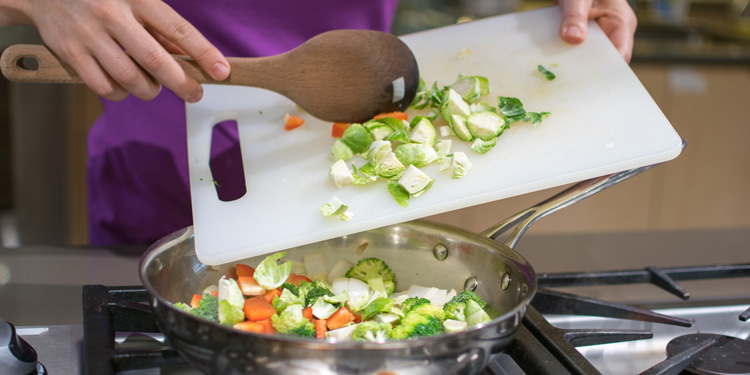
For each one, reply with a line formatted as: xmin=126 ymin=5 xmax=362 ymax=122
xmin=666 ymin=334 xmax=750 ymax=375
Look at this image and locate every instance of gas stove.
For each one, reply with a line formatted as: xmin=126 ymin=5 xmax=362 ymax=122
xmin=3 ymin=229 xmax=749 ymax=375
xmin=7 ymin=263 xmax=747 ymax=375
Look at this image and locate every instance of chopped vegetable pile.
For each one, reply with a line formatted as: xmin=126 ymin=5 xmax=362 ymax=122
xmin=322 ymin=73 xmax=550 ymax=216
xmin=174 ymin=252 xmax=498 ymax=342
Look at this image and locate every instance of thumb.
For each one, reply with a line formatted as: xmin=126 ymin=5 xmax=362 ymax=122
xmin=558 ymin=0 xmax=592 ymax=44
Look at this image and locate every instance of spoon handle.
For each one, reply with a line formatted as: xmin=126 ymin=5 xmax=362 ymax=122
xmin=0 ymin=44 xmax=268 ymax=86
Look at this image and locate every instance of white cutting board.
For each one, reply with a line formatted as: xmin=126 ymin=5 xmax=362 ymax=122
xmin=186 ymin=6 xmax=683 ymax=265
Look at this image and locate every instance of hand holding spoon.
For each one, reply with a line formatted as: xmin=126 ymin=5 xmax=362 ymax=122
xmin=0 ymin=29 xmax=419 ymax=123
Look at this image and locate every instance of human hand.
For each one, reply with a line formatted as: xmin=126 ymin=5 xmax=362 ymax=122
xmin=20 ymin=0 xmax=230 ymax=102
xmin=557 ymin=0 xmax=638 ymax=62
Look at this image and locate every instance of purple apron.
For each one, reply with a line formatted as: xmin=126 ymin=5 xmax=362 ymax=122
xmin=86 ymin=0 xmax=399 ymax=245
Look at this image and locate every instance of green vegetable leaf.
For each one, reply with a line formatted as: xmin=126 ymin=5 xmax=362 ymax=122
xmin=253 ymin=252 xmax=293 ymax=289
xmin=218 ymin=299 xmax=245 ymax=326
xmin=524 ymin=111 xmax=551 ymax=127
xmin=352 ymin=163 xmax=377 ymax=185
xmin=538 ymin=65 xmax=556 ymax=81
xmin=362 ymin=297 xmax=395 ymax=321
xmin=387 ymin=180 xmax=410 ymax=208
xmin=497 ymin=97 xmax=526 ymax=122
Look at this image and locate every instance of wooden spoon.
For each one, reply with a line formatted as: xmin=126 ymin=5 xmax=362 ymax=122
xmin=0 ymin=30 xmax=419 ymax=123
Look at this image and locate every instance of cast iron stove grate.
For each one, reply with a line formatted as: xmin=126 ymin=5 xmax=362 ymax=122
xmin=82 ymin=263 xmax=750 ymax=375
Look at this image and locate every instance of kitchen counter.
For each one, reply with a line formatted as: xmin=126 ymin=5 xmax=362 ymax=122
xmin=1 ymin=227 xmax=748 ymax=326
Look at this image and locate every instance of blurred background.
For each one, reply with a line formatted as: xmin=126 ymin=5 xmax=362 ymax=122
xmin=1 ymin=0 xmax=748 ymax=247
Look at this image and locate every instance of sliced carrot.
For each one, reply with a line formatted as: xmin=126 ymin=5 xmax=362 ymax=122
xmin=302 ymin=307 xmax=313 ymax=322
xmin=210 ymin=290 xmax=219 ymax=297
xmin=236 ymin=264 xmax=255 ymax=277
xmin=237 ymin=276 xmax=266 ymax=296
xmin=314 ymin=319 xmax=327 ymax=339
xmin=190 ymin=294 xmax=203 ymax=309
xmin=257 ymin=319 xmax=275 ymax=334
xmin=353 ymin=313 xmax=362 ymax=324
xmin=243 ymin=295 xmax=277 ymax=321
xmin=286 ymin=273 xmax=312 ymax=286
xmin=284 ymin=113 xmax=305 ymax=131
xmin=263 ymin=288 xmax=282 ymax=304
xmin=233 ymin=320 xmax=267 ymax=334
xmin=331 ymin=122 xmax=350 ymax=138
xmin=326 ymin=307 xmax=355 ymax=330
xmin=373 ymin=111 xmax=408 ymax=121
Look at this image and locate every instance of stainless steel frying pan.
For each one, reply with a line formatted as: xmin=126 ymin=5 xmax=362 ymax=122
xmin=140 ymin=166 xmax=651 ymax=375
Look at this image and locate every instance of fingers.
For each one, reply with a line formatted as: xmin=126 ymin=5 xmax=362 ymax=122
xmin=65 ymin=48 xmax=129 ymax=101
xmin=590 ymin=0 xmax=637 ymax=63
xmin=139 ymin=1 xmax=230 ymax=82
xmin=112 ymin=15 xmax=203 ymax=102
xmin=558 ymin=0 xmax=592 ymax=45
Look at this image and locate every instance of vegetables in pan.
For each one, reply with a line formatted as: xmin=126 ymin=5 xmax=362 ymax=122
xmin=174 ymin=252 xmax=495 ymax=342
xmin=322 ymin=73 xmax=550 ymax=212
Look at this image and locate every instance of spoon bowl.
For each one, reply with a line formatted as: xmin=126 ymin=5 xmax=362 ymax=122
xmin=0 ymin=29 xmax=420 ymax=123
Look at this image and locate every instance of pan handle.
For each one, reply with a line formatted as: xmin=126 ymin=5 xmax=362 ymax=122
xmin=479 ymin=165 xmax=656 ymax=249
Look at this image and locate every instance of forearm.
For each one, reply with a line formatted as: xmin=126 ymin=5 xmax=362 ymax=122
xmin=0 ymin=0 xmax=32 ymax=26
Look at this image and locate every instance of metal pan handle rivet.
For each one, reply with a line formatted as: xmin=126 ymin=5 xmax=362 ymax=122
xmin=463 ymin=277 xmax=478 ymax=291
xmin=432 ymin=244 xmax=448 ymax=261
xmin=500 ymin=273 xmax=511 ymax=290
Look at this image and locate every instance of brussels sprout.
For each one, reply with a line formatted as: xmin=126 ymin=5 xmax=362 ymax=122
xmin=438 ymin=154 xmax=453 ymax=172
xmin=497 ymin=97 xmax=527 ymax=123
xmin=408 ymin=116 xmax=437 ymax=146
xmin=439 ymin=125 xmax=451 ymax=137
xmin=387 ymin=180 xmax=410 ymax=207
xmin=341 ymin=124 xmax=373 ymax=154
xmin=448 ymin=114 xmax=473 ymax=142
xmin=450 ymin=75 xmax=489 ymax=104
xmin=364 ymin=120 xmax=395 ymax=141
xmin=470 ymin=138 xmax=497 ymax=154
xmin=330 ymin=139 xmax=354 ymax=161
xmin=410 ymin=77 xmax=430 ymax=109
xmin=321 ymin=196 xmax=348 ymax=217
xmin=466 ymin=111 xmax=505 ymax=141
xmin=441 ymin=89 xmax=472 ymax=121
xmin=394 ymin=143 xmax=437 ymax=168
xmin=398 ymin=165 xmax=434 ymax=198
xmin=434 ymin=139 xmax=452 ymax=158
xmin=524 ymin=111 xmax=551 ymax=127
xmin=451 ymin=152 xmax=472 ymax=179
xmin=329 ymin=159 xmax=354 ymax=188
xmin=470 ymin=101 xmax=496 ymax=114
xmin=369 ymin=141 xmax=405 ymax=179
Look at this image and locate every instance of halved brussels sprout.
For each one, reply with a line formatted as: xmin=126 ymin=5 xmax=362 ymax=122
xmin=470 ymin=138 xmax=497 ymax=154
xmin=408 ymin=116 xmax=437 ymax=146
xmin=451 ymin=152 xmax=472 ymax=179
xmin=466 ymin=111 xmax=505 ymax=141
xmin=398 ymin=165 xmax=434 ymax=198
xmin=394 ymin=143 xmax=437 ymax=168
xmin=330 ymin=139 xmax=354 ymax=161
xmin=449 ymin=114 xmax=473 ymax=142
xmin=341 ymin=124 xmax=374 ymax=154
xmin=329 ymin=159 xmax=354 ymax=188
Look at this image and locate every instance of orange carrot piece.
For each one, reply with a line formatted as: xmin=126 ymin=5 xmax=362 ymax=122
xmin=210 ymin=290 xmax=219 ymax=297
xmin=326 ymin=307 xmax=355 ymax=330
xmin=257 ymin=319 xmax=275 ymax=334
xmin=236 ymin=264 xmax=255 ymax=277
xmin=243 ymin=295 xmax=277 ymax=321
xmin=263 ymin=288 xmax=282 ymax=304
xmin=284 ymin=114 xmax=305 ymax=131
xmin=286 ymin=273 xmax=312 ymax=286
xmin=233 ymin=321 xmax=266 ymax=334
xmin=373 ymin=111 xmax=408 ymax=121
xmin=190 ymin=294 xmax=203 ymax=309
xmin=302 ymin=307 xmax=314 ymax=322
xmin=331 ymin=122 xmax=350 ymax=138
xmin=314 ymin=319 xmax=327 ymax=339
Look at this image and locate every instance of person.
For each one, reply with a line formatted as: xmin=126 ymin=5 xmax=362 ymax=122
xmin=0 ymin=0 xmax=637 ymax=246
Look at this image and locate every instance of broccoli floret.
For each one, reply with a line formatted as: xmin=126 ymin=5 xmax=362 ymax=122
xmin=401 ymin=297 xmax=431 ymax=315
xmin=443 ymin=300 xmax=467 ymax=322
xmin=298 ymin=280 xmax=334 ymax=307
xmin=410 ymin=303 xmax=446 ymax=322
xmin=270 ymin=304 xmax=315 ymax=337
xmin=384 ymin=280 xmax=396 ymax=295
xmin=447 ymin=290 xmax=487 ymax=310
xmin=390 ymin=311 xmax=443 ymax=339
xmin=351 ymin=321 xmax=393 ymax=342
xmin=280 ymin=282 xmax=299 ymax=296
xmin=345 ymin=258 xmax=395 ymax=285
xmin=187 ymin=294 xmax=219 ymax=323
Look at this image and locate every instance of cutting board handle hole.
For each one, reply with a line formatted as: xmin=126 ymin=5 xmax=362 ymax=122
xmin=209 ymin=120 xmax=247 ymax=202
xmin=16 ymin=56 xmax=39 ymax=71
